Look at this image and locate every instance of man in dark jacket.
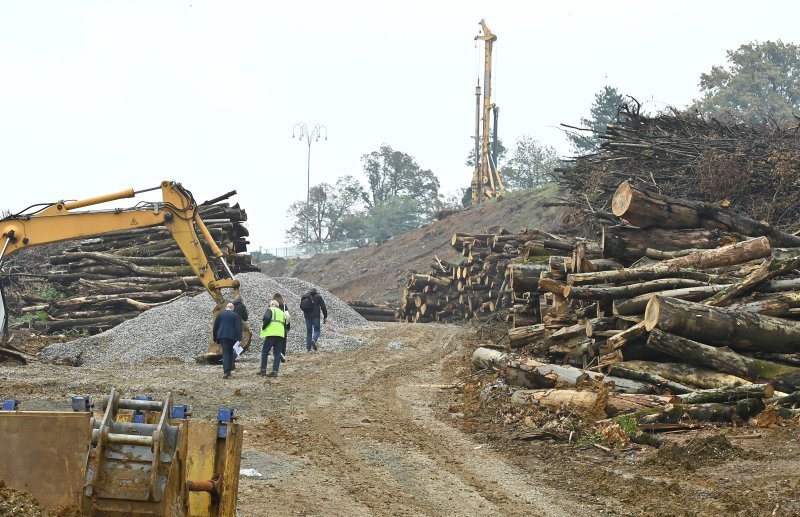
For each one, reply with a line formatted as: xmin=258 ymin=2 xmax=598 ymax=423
xmin=299 ymin=287 xmax=327 ymax=351
xmin=231 ymin=295 xmax=252 ymax=354
xmin=213 ymin=303 xmax=242 ymax=379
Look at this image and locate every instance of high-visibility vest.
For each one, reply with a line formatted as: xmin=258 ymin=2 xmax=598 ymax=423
xmin=260 ymin=307 xmax=286 ymax=338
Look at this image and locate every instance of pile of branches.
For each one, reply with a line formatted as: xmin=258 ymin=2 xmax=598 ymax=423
xmin=472 ymin=180 xmax=800 ymax=441
xmin=558 ymin=103 xmax=800 ymax=233
xmin=7 ymin=195 xmax=258 ymax=337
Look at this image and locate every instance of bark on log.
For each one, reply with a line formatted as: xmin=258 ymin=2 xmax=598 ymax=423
xmin=677 ymin=384 xmax=774 ymax=404
xmin=507 ymin=324 xmax=546 ymax=349
xmin=509 ymin=389 xmax=673 ymax=417
xmin=645 ymin=295 xmax=800 ymax=353
xmin=505 ymin=357 xmax=656 ymax=393
xmin=568 ymin=267 xmax=721 ymax=287
xmin=646 ymin=328 xmax=800 ymax=392
xmin=611 ymin=180 xmax=800 ymax=247
xmin=638 ymin=398 xmax=765 ymax=424
xmin=732 ymin=292 xmax=800 ymax=317
xmin=510 ymin=263 xmax=548 ymax=294
xmin=613 ymin=285 xmax=729 ymax=316
xmin=621 ymin=360 xmax=750 ymax=390
xmin=602 ymin=225 xmax=739 ymax=261
xmin=472 ymin=347 xmax=508 ymax=371
xmin=607 ymin=365 xmax=692 ymax=394
xmin=564 ymin=278 xmax=710 ymax=301
xmin=607 ymin=321 xmax=648 ymax=350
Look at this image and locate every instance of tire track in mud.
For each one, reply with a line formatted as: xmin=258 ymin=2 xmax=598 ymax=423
xmin=242 ymin=323 xmax=585 ymax=516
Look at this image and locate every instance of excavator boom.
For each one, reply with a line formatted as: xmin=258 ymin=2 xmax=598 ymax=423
xmin=0 ymin=180 xmax=244 ymax=355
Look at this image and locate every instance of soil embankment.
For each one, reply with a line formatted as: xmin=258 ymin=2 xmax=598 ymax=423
xmin=262 ymin=187 xmax=560 ymax=304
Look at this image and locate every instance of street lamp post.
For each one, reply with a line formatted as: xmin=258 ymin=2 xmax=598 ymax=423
xmin=292 ymin=123 xmax=328 ymax=243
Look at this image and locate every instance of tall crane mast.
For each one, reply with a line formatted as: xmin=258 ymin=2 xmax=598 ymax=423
xmin=471 ymin=19 xmax=505 ymax=205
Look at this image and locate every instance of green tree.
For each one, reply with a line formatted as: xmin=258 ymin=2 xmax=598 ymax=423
xmin=363 ymin=197 xmax=422 ymax=242
xmin=286 ymin=176 xmax=365 ymax=244
xmin=694 ymin=40 xmax=800 ymax=123
xmin=361 ymin=145 xmax=440 ymax=210
xmin=501 ymin=136 xmax=561 ymax=190
xmin=567 ymin=85 xmax=625 ymax=154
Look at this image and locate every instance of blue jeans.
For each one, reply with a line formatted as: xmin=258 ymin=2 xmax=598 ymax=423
xmin=260 ymin=336 xmax=284 ymax=373
xmin=305 ymin=317 xmax=320 ymax=350
xmin=219 ymin=338 xmax=235 ymax=375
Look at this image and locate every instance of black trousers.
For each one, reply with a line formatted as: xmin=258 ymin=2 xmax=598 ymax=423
xmin=219 ymin=338 xmax=236 ymax=374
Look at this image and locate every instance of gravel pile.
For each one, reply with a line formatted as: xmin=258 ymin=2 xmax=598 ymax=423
xmin=40 ymin=273 xmax=370 ymax=366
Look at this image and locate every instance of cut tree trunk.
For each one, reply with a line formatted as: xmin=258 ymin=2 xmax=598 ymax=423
xmin=611 ymin=180 xmax=800 ymax=247
xmin=646 ymin=328 xmax=800 ymax=392
xmin=602 ymin=225 xmax=739 ymax=261
xmin=606 ymin=365 xmax=692 ymax=394
xmin=505 ymin=357 xmax=655 ymax=393
xmin=613 ymin=285 xmax=729 ymax=316
xmin=471 ymin=347 xmax=508 ymax=371
xmin=645 ymin=295 xmax=800 ymax=354
xmin=620 ymin=360 xmax=749 ymax=390
xmin=509 ymin=389 xmax=673 ymax=417
xmin=677 ymin=384 xmax=774 ymax=405
xmin=563 ymin=278 xmax=711 ymax=301
xmin=507 ymin=324 xmax=546 ymax=349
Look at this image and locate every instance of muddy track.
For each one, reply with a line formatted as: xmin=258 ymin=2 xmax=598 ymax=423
xmin=1 ymin=323 xmax=590 ymax=516
xmin=236 ymin=323 xmax=587 ymax=516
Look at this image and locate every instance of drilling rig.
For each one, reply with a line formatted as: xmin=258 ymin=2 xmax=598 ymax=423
xmin=471 ymin=19 xmax=505 ymax=205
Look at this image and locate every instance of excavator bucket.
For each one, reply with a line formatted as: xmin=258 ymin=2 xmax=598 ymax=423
xmin=197 ymin=310 xmax=252 ymax=364
xmin=0 ymin=389 xmax=244 ymax=516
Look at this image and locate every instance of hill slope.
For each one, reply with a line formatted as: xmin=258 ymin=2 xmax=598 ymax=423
xmin=261 ymin=186 xmax=561 ymax=304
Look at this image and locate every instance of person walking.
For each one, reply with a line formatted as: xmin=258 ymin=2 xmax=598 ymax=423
xmin=272 ymin=293 xmax=290 ymax=363
xmin=299 ymin=287 xmax=327 ymax=351
xmin=230 ymin=295 xmax=251 ymax=370
xmin=258 ymin=300 xmax=288 ymax=377
xmin=213 ymin=303 xmax=242 ymax=379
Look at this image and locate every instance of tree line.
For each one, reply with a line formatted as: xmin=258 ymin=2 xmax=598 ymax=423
xmin=289 ymin=39 xmax=800 ymax=245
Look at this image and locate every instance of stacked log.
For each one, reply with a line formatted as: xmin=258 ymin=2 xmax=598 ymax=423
xmin=471 ymin=179 xmax=800 ymax=430
xmin=401 ymin=228 xmax=600 ymax=323
xmin=347 ymin=300 xmax=400 ymax=322
xmin=9 ymin=199 xmax=258 ymax=336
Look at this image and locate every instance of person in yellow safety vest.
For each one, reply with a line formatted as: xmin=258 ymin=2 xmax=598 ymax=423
xmin=258 ymin=300 xmax=289 ymax=377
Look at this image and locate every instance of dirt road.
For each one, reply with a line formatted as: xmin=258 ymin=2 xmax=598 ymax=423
xmin=1 ymin=323 xmax=592 ymax=516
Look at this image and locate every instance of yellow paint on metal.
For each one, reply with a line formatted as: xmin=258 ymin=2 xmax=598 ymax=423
xmin=0 ymin=411 xmax=91 ymax=510
xmin=218 ymin=423 xmax=244 ymax=517
xmin=185 ymin=421 xmax=218 ymax=516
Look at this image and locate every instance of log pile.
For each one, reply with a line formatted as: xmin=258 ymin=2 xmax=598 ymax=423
xmin=8 ymin=198 xmax=258 ymax=336
xmin=398 ymin=229 xmax=596 ymax=323
xmin=346 ymin=300 xmax=400 ymax=322
xmin=473 ymin=179 xmax=800 ymax=432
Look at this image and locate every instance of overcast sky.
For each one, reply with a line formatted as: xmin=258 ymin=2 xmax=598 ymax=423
xmin=1 ymin=1 xmax=799 ymax=251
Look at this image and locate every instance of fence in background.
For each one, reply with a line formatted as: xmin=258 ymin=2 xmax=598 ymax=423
xmin=251 ymin=238 xmax=368 ymax=261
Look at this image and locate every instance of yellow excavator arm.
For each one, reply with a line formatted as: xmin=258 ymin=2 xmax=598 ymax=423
xmin=0 ymin=180 xmax=241 ymax=342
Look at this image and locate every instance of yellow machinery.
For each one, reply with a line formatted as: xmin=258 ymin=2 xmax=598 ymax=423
xmin=0 ymin=389 xmax=243 ymax=515
xmin=0 ymin=180 xmax=252 ymax=358
xmin=471 ymin=19 xmax=505 ymax=205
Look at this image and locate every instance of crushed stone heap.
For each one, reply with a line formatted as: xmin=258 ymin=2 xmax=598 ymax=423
xmin=40 ymin=273 xmax=370 ymax=366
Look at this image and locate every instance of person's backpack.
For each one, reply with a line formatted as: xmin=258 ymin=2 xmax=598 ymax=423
xmin=300 ymin=294 xmax=314 ymax=313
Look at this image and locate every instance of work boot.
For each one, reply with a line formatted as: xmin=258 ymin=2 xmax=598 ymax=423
xmin=311 ymin=339 xmax=318 ymax=351
xmin=223 ymin=373 xmax=231 ymax=379
xmin=267 ymin=371 xmax=278 ymax=378
xmin=280 ymin=353 xmax=287 ymax=364
xmin=257 ymin=370 xmax=266 ymax=376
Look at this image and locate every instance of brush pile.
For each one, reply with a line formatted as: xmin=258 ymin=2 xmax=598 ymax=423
xmin=474 ymin=178 xmax=800 ymax=435
xmin=558 ymin=103 xmax=800 ymax=235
